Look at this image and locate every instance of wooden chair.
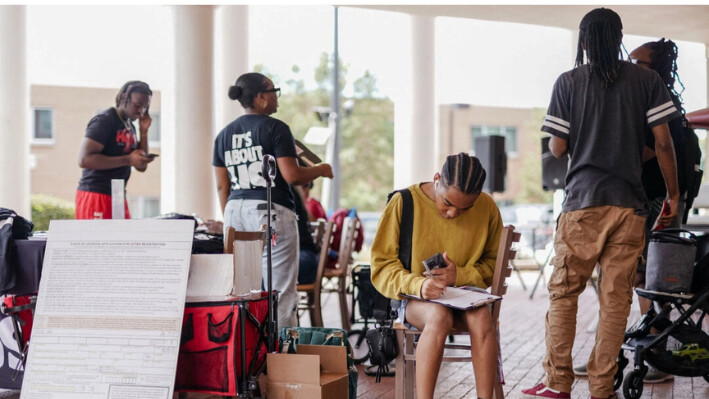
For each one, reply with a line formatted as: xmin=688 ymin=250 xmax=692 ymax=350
xmin=321 ymin=217 xmax=361 ymax=331
xmin=394 ymin=225 xmax=521 ymax=399
xmin=224 ymin=226 xmax=267 ymax=255
xmin=224 ymin=226 xmax=267 ymax=296
xmin=309 ymin=218 xmax=327 ymax=246
xmin=296 ymin=220 xmax=336 ymax=327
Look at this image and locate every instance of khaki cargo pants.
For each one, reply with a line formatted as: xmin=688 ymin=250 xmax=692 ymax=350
xmin=543 ymin=206 xmax=646 ymax=398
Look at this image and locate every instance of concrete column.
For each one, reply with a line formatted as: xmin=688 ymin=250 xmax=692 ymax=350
xmin=215 ymin=5 xmax=249 ymax=129
xmin=172 ymin=6 xmax=214 ymax=218
xmin=213 ymin=5 xmax=249 ymax=219
xmin=705 ymin=44 xmax=709 ymax=164
xmin=394 ymin=15 xmax=435 ymax=188
xmin=705 ymin=44 xmax=709 ymax=108
xmin=0 ymin=6 xmax=30 ymax=217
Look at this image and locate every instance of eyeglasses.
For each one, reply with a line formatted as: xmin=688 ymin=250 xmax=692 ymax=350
xmin=262 ymin=87 xmax=281 ymax=98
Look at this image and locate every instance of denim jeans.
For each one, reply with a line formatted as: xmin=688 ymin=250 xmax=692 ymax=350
xmin=543 ymin=206 xmax=646 ymax=398
xmin=224 ymin=199 xmax=299 ymax=328
xmin=297 ymin=248 xmax=319 ymax=285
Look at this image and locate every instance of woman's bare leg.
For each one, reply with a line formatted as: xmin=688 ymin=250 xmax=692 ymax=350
xmin=405 ymin=300 xmax=454 ymax=399
xmin=460 ymin=306 xmax=497 ymax=399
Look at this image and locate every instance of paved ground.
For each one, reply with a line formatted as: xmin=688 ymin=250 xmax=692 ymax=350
xmin=3 ymin=268 xmax=707 ymax=398
xmin=352 ymin=270 xmax=709 ymax=399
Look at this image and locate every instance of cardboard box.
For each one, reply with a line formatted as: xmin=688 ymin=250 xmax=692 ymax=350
xmin=266 ymin=344 xmax=349 ymax=399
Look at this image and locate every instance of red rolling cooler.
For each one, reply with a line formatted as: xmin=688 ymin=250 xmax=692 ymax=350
xmin=175 ymin=291 xmax=277 ymax=397
xmin=1 ymin=293 xmax=37 ymax=380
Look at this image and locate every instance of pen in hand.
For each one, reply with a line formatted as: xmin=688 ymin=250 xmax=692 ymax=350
xmin=421 ymin=275 xmax=447 ymax=299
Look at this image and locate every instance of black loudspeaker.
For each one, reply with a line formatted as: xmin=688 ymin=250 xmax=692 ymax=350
xmin=541 ymin=136 xmax=568 ymax=191
xmin=474 ymin=135 xmax=506 ymax=193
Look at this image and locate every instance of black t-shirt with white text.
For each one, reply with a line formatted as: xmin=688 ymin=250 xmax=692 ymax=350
xmin=77 ymin=107 xmax=138 ymax=195
xmin=213 ymin=114 xmax=297 ymax=210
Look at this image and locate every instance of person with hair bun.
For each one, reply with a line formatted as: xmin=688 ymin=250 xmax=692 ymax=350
xmin=370 ymin=152 xmax=503 ymax=399
xmin=76 ymin=80 xmax=155 ymax=219
xmin=213 ymin=72 xmax=333 ymax=329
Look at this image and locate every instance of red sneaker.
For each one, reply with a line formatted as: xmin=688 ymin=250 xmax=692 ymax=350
xmin=590 ymin=392 xmax=618 ymax=399
xmin=521 ymin=383 xmax=571 ymax=398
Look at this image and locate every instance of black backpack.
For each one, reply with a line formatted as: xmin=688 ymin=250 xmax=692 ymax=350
xmin=681 ymin=118 xmax=703 ymax=223
xmin=365 ymin=189 xmax=413 ymax=382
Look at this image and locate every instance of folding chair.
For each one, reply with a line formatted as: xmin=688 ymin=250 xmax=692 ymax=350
xmin=322 ymin=217 xmax=361 ymax=331
xmin=394 ymin=225 xmax=521 ymax=399
xmin=297 ymin=220 xmax=336 ymax=327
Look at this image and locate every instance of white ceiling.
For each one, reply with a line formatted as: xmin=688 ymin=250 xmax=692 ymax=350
xmin=352 ymin=5 xmax=709 ymax=45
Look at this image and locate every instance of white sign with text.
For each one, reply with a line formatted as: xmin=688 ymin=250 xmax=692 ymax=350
xmin=20 ymin=219 xmax=194 ymax=399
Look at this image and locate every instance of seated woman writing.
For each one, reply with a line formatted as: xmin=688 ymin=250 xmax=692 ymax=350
xmin=370 ymin=152 xmax=503 ymax=399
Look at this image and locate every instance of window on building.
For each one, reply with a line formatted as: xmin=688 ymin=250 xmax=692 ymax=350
xmin=471 ymin=125 xmax=518 ymax=156
xmin=127 ymin=196 xmax=161 ymax=219
xmin=148 ymin=112 xmax=161 ymax=147
xmin=32 ymin=108 xmax=54 ymax=143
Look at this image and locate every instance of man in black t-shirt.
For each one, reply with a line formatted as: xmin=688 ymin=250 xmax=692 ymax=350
xmin=522 ymin=9 xmax=680 ymax=399
xmin=76 ymin=81 xmax=155 ymax=219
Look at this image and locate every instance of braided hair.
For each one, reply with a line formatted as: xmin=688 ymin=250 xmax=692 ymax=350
xmin=641 ymin=38 xmax=685 ymax=103
xmin=228 ymin=72 xmax=269 ymax=109
xmin=575 ymin=8 xmax=624 ymax=90
xmin=440 ymin=153 xmax=486 ymax=194
xmin=115 ymin=81 xmax=152 ymax=107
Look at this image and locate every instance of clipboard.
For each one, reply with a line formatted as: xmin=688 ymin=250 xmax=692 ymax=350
xmin=401 ymin=286 xmax=500 ymax=310
xmin=294 ymin=139 xmax=322 ymax=167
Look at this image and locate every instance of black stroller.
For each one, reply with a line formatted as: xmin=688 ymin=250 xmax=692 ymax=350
xmin=615 ymin=231 xmax=709 ymax=399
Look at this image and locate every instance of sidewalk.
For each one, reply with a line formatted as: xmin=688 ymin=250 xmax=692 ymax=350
xmin=353 ymin=271 xmax=709 ymax=399
xmin=3 ymin=271 xmax=707 ymax=399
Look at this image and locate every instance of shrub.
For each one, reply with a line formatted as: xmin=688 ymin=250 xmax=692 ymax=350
xmin=31 ymin=194 xmax=75 ymax=231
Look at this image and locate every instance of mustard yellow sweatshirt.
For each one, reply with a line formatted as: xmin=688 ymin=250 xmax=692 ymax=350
xmin=370 ymin=184 xmax=503 ymax=300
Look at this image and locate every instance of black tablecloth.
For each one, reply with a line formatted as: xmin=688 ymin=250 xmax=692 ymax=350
xmin=12 ymin=238 xmax=46 ymax=295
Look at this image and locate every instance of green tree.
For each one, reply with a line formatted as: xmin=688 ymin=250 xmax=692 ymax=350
xmin=31 ymin=194 xmax=74 ymax=231
xmin=314 ymin=52 xmax=348 ymax=98
xmin=353 ymin=70 xmax=379 ymax=99
xmin=265 ymin=53 xmax=394 ymax=212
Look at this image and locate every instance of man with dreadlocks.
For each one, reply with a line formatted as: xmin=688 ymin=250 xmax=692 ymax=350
xmin=522 ymin=8 xmax=680 ymax=399
xmin=76 ymin=80 xmax=155 ymax=219
xmin=574 ymin=37 xmax=698 ymax=384
xmin=371 ymin=153 xmax=503 ymax=399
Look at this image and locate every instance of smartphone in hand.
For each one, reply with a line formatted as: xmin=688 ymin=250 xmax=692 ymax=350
xmin=144 ymin=153 xmax=159 ymax=159
xmin=422 ymin=253 xmax=447 ymax=272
